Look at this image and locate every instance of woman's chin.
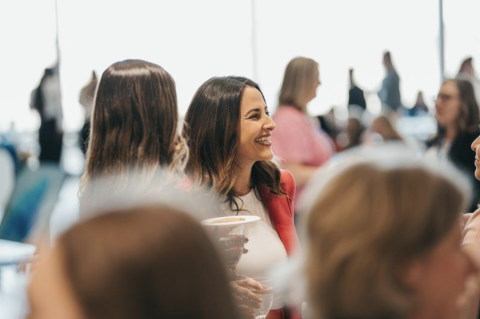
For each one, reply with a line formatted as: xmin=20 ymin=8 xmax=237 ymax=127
xmin=475 ymin=169 xmax=480 ymax=181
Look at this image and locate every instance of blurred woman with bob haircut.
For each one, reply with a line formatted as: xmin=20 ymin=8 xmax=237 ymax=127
xmin=79 ymin=59 xmax=187 ymax=208
xmin=28 ymin=205 xmax=241 ymax=319
xmin=183 ymin=76 xmax=299 ymax=319
xmin=305 ymin=159 xmax=478 ymax=319
xmin=272 ymin=57 xmax=334 ymax=213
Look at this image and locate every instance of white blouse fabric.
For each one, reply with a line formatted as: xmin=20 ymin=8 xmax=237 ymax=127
xmin=225 ymin=189 xmax=288 ymax=309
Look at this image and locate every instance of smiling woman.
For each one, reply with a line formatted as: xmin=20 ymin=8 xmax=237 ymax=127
xmin=183 ymin=76 xmax=299 ymax=319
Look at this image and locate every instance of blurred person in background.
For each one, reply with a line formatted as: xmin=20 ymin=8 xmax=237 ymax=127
xmin=408 ymin=91 xmax=430 ymax=117
xmin=426 ymin=79 xmax=480 ymax=212
xmin=305 ymin=159 xmax=478 ymax=319
xmin=371 ymin=115 xmax=403 ymax=142
xmin=30 ymin=63 xmax=63 ymax=163
xmin=457 ymin=57 xmax=480 ymax=107
xmin=184 ymin=76 xmax=299 ymax=319
xmin=78 ymin=71 xmax=98 ymax=156
xmin=271 ymin=57 xmax=334 ymax=215
xmin=27 ymin=205 xmax=242 ymax=319
xmin=317 ymin=108 xmax=341 ymax=152
xmin=344 ymin=117 xmax=365 ymax=149
xmin=348 ymin=68 xmax=367 ymax=112
xmin=79 ymin=60 xmax=188 ymax=211
xmin=378 ymin=51 xmax=402 ymax=113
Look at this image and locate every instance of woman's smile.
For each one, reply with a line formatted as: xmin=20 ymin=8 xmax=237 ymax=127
xmin=254 ymin=134 xmax=272 ymax=146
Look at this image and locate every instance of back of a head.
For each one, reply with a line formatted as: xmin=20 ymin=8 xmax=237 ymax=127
xmin=81 ymin=59 xmax=187 ymax=199
xmin=278 ymin=57 xmax=318 ymax=108
xmin=58 ymin=205 xmax=240 ymax=319
xmin=306 ymin=162 xmax=466 ymax=319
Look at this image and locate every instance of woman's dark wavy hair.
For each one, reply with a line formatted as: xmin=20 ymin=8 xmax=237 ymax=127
xmin=183 ymin=76 xmax=285 ymax=211
xmin=80 ymin=60 xmax=187 ymax=203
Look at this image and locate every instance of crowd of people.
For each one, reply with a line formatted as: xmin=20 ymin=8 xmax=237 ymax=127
xmin=1 ymin=53 xmax=480 ymax=319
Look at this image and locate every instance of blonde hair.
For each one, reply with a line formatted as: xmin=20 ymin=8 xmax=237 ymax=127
xmin=306 ymin=162 xmax=466 ymax=319
xmin=278 ymin=57 xmax=319 ymax=111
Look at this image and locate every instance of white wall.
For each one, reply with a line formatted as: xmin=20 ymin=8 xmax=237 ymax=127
xmin=1 ymin=0 xmax=479 ymax=132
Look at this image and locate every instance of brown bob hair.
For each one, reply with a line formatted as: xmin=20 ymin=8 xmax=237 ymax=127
xmin=80 ymin=59 xmax=187 ymax=201
xmin=306 ymin=162 xmax=466 ymax=319
xmin=57 ymin=205 xmax=240 ymax=319
xmin=183 ymin=76 xmax=284 ymax=211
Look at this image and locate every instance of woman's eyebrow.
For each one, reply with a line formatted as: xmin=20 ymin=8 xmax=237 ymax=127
xmin=245 ymin=108 xmax=261 ymax=116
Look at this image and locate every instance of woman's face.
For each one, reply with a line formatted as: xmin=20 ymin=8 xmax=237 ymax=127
xmin=404 ymin=224 xmax=477 ymax=319
xmin=235 ymin=86 xmax=276 ymax=168
xmin=435 ymin=81 xmax=462 ymax=128
xmin=27 ymin=247 xmax=84 ymax=319
xmin=471 ymin=133 xmax=480 ymax=180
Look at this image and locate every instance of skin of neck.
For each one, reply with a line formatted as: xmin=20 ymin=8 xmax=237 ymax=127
xmin=444 ymin=123 xmax=458 ymax=142
xmin=233 ymin=160 xmax=254 ymax=196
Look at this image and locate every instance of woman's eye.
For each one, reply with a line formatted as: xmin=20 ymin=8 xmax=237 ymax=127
xmin=249 ymin=114 xmax=260 ymax=119
xmin=265 ymin=110 xmax=270 ymax=116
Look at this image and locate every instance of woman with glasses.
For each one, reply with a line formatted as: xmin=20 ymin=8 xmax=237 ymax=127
xmin=426 ymin=79 xmax=480 ymax=211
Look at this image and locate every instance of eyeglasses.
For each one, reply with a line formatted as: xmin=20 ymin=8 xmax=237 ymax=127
xmin=435 ymin=93 xmax=460 ymax=103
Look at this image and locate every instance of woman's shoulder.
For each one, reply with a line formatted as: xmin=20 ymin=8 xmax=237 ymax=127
xmin=280 ymin=169 xmax=295 ymax=193
xmin=273 ymin=105 xmax=304 ymax=120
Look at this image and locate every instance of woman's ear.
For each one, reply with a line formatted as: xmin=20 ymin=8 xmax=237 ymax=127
xmin=400 ymin=259 xmax=425 ymax=288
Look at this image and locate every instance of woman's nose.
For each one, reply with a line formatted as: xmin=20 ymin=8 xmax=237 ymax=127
xmin=471 ymin=136 xmax=480 ymax=152
xmin=264 ymin=116 xmax=276 ymax=131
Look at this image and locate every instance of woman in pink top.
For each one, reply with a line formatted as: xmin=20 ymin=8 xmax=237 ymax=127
xmin=272 ymin=57 xmax=334 ymax=211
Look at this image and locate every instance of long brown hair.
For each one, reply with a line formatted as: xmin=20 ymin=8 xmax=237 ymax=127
xmin=58 ymin=205 xmax=240 ymax=319
xmin=433 ymin=79 xmax=480 ymax=144
xmin=80 ymin=60 xmax=187 ymax=201
xmin=183 ymin=76 xmax=284 ymax=211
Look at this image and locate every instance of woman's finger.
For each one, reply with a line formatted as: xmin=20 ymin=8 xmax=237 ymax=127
xmin=241 ymin=277 xmax=266 ymax=290
xmin=233 ymin=286 xmax=262 ymax=306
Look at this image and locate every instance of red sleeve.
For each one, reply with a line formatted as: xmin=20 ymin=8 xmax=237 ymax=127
xmin=281 ymin=170 xmax=296 ymax=218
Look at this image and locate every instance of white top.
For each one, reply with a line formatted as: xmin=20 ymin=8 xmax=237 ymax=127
xmin=424 ymin=141 xmax=451 ymax=165
xmin=225 ymin=189 xmax=288 ymax=309
xmin=0 ymin=239 xmax=36 ymax=266
xmin=30 ymin=74 xmax=63 ymax=131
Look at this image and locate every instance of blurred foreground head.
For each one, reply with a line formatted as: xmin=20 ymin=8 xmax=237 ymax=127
xmin=28 ymin=205 xmax=240 ymax=319
xmin=305 ymin=159 xmax=477 ymax=319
